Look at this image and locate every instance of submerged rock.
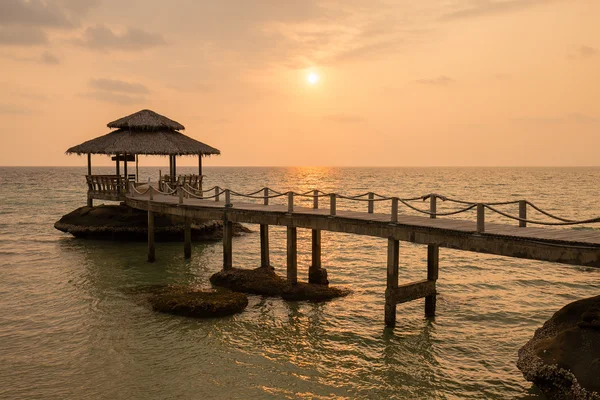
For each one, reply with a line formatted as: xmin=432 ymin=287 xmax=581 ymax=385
xmin=210 ymin=266 xmax=350 ymax=302
xmin=54 ymin=204 xmax=250 ymax=241
xmin=517 ymin=295 xmax=600 ymax=400
xmin=146 ymin=285 xmax=248 ymax=318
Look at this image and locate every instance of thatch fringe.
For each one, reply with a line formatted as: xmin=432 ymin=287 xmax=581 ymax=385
xmin=107 ymin=109 xmax=185 ymax=131
xmin=66 ymin=129 xmax=220 ymax=156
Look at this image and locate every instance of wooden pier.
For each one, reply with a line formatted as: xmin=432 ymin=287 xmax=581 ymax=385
xmin=121 ymin=184 xmax=600 ymax=328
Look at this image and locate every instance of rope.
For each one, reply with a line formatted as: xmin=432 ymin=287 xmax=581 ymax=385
xmin=483 ymin=204 xmax=600 ymax=226
xmin=129 ymin=185 xmax=600 ymax=226
xmin=525 ymin=201 xmax=578 ymax=223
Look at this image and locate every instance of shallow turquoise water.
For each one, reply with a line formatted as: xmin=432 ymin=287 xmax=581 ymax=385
xmin=0 ymin=166 xmax=599 ymax=399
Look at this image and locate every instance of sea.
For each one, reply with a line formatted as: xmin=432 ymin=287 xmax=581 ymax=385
xmin=0 ymin=166 xmax=599 ymax=400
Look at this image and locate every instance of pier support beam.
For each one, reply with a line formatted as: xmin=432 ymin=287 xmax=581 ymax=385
xmin=260 ymin=224 xmax=270 ymax=268
xmin=287 ymin=227 xmax=298 ymax=285
xmin=223 ymin=216 xmax=233 ymax=270
xmin=425 ymin=245 xmax=439 ymax=317
xmin=147 ymin=210 xmax=155 ymax=262
xmin=184 ymin=217 xmax=192 ymax=259
xmin=309 ymin=229 xmax=328 ymax=285
xmin=385 ymin=238 xmax=399 ymax=327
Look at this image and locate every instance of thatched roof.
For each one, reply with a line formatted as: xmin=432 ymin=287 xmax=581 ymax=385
xmin=107 ymin=109 xmax=185 ymax=131
xmin=66 ymin=129 xmax=220 ymax=156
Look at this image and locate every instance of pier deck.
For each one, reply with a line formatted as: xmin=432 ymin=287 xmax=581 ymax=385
xmin=121 ymin=186 xmax=600 ymax=327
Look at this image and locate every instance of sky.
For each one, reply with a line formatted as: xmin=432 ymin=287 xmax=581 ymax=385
xmin=0 ymin=0 xmax=598 ymax=167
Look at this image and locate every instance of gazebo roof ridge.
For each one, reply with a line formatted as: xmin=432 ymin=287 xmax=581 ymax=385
xmin=107 ymin=109 xmax=185 ymax=131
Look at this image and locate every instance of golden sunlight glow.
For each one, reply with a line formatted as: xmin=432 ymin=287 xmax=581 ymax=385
xmin=307 ymin=72 xmax=320 ymax=85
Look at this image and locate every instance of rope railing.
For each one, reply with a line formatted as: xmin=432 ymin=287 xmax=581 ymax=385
xmin=127 ymin=184 xmax=600 ymax=229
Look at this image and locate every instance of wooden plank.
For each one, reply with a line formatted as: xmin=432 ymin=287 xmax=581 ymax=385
xmin=392 ymin=280 xmax=436 ymax=304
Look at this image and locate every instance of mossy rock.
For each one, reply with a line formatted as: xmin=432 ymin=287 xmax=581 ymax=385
xmin=517 ymin=295 xmax=600 ymax=399
xmin=148 ymin=286 xmax=248 ymax=318
xmin=55 ymin=204 xmax=250 ymax=241
xmin=281 ymin=282 xmax=350 ymax=302
xmin=210 ymin=267 xmax=351 ymax=302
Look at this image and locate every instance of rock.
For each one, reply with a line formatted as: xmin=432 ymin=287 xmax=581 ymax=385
xmin=54 ymin=204 xmax=250 ymax=241
xmin=146 ymin=285 xmax=248 ymax=318
xmin=281 ymin=282 xmax=350 ymax=302
xmin=517 ymin=295 xmax=600 ymax=400
xmin=210 ymin=266 xmax=287 ymax=296
xmin=210 ymin=266 xmax=350 ymax=302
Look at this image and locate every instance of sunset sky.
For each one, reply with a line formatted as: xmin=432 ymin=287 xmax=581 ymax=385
xmin=1 ymin=0 xmax=598 ymax=167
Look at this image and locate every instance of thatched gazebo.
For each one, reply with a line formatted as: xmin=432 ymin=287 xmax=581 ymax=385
xmin=67 ymin=109 xmax=220 ymax=206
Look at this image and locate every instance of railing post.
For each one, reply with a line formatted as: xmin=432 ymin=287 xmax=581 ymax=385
xmin=313 ymin=190 xmax=319 ymax=209
xmin=288 ymin=192 xmax=294 ymax=213
xmin=391 ymin=197 xmax=398 ymax=223
xmin=129 ymin=182 xmax=135 ymax=197
xmin=430 ymin=194 xmax=437 ymax=219
xmin=330 ymin=193 xmax=336 ymax=216
xmin=149 ymin=186 xmax=154 ymax=201
xmin=178 ymin=185 xmax=183 ymax=205
xmin=225 ymin=189 xmax=232 ymax=207
xmin=477 ymin=203 xmax=485 ymax=233
xmin=264 ymin=188 xmax=269 ymax=205
xmin=215 ymin=186 xmax=220 ymax=202
xmin=368 ymin=192 xmax=374 ymax=214
xmin=519 ymin=200 xmax=527 ymax=227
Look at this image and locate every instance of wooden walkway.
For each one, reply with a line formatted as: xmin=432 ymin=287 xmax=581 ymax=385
xmin=123 ymin=188 xmax=600 ymax=327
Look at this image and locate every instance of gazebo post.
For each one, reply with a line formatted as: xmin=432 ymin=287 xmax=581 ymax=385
xmin=87 ymin=153 xmax=92 ymax=207
xmin=135 ymin=154 xmax=139 ymax=183
xmin=198 ymin=154 xmax=202 ymax=177
xmin=115 ymin=152 xmax=120 ymax=177
xmin=123 ymin=153 xmax=128 ymax=188
xmin=173 ymin=155 xmax=177 ymax=181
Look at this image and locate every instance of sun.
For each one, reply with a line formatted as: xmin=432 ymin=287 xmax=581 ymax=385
xmin=307 ymin=72 xmax=320 ymax=85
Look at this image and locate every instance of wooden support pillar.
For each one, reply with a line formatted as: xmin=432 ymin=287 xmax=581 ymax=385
xmin=115 ymin=153 xmax=120 ymax=177
xmin=287 ymin=227 xmax=298 ymax=285
xmin=309 ymin=229 xmax=321 ymax=278
xmin=260 ymin=224 xmax=270 ymax=268
xmin=426 ymin=195 xmax=439 ymax=317
xmin=87 ymin=153 xmax=93 ymax=207
xmin=135 ymin=154 xmax=139 ymax=183
xmin=223 ymin=215 xmax=233 ymax=270
xmin=184 ymin=217 xmax=192 ymax=259
xmin=147 ymin=210 xmax=155 ymax=262
xmin=425 ymin=245 xmax=439 ymax=317
xmin=385 ymin=237 xmax=399 ymax=327
xmin=172 ymin=155 xmax=177 ymax=181
xmin=198 ymin=154 xmax=203 ymax=177
xmin=123 ymin=153 xmax=128 ymax=183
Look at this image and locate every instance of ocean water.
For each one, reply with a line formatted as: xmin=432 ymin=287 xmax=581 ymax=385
xmin=0 ymin=166 xmax=599 ymax=400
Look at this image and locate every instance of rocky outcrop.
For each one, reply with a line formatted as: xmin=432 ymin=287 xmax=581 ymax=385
xmin=210 ymin=266 xmax=350 ymax=302
xmin=54 ymin=204 xmax=250 ymax=241
xmin=146 ymin=285 xmax=248 ymax=318
xmin=517 ymin=295 xmax=600 ymax=400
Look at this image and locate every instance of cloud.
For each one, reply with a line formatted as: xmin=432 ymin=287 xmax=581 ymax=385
xmin=323 ymin=114 xmax=365 ymax=123
xmin=166 ymin=83 xmax=213 ymax=93
xmin=513 ymin=113 xmax=599 ymax=126
xmin=40 ymin=51 xmax=60 ymax=64
xmin=0 ymin=103 xmax=38 ymax=115
xmin=89 ymin=78 xmax=150 ymax=94
xmin=79 ymin=91 xmax=147 ymax=105
xmin=440 ymin=0 xmax=552 ymax=21
xmin=0 ymin=26 xmax=47 ymax=46
xmin=75 ymin=24 xmax=167 ymax=51
xmin=568 ymin=45 xmax=598 ymax=60
xmin=415 ymin=75 xmax=455 ymax=85
xmin=0 ymin=0 xmax=73 ymax=28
